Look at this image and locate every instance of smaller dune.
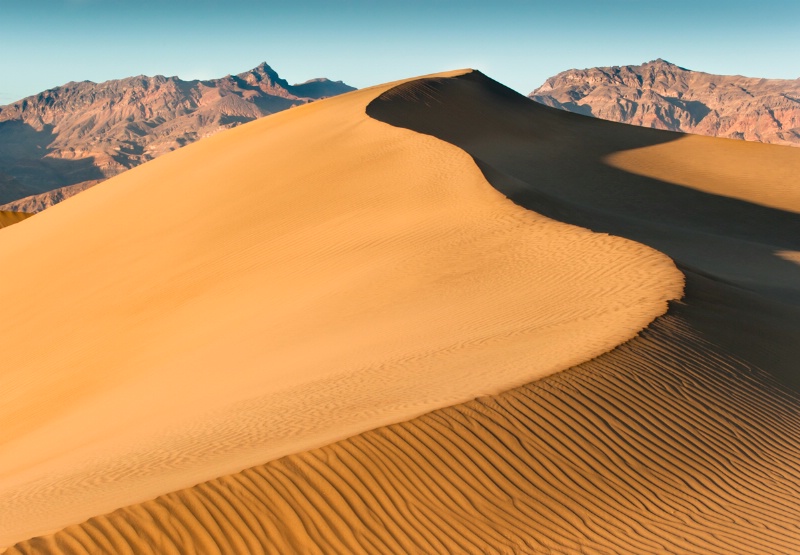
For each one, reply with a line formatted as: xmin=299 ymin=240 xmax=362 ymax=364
xmin=604 ymin=134 xmax=800 ymax=213
xmin=0 ymin=211 xmax=32 ymax=229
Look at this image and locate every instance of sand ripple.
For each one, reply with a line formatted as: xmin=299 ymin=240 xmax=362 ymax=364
xmin=7 ymin=285 xmax=800 ymax=554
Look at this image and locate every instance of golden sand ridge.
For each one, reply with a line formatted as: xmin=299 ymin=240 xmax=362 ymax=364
xmin=0 ymin=71 xmax=682 ymax=549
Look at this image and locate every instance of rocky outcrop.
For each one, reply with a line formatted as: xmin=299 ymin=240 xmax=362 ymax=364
xmin=530 ymin=59 xmax=800 ymax=146
xmin=0 ymin=63 xmax=354 ymax=209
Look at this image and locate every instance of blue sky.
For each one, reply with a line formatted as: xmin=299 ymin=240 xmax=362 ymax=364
xmin=1 ymin=0 xmax=798 ymax=104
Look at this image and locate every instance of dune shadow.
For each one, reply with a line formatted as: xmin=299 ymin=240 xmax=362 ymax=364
xmin=0 ymin=120 xmax=106 ymax=204
xmin=367 ymin=70 xmax=800 ymax=391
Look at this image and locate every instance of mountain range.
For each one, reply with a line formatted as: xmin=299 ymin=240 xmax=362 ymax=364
xmin=5 ymin=59 xmax=800 ymax=215
xmin=530 ymin=59 xmax=800 ymax=147
xmin=0 ymin=63 xmax=354 ymax=211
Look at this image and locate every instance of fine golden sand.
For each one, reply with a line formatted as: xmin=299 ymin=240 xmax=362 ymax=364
xmin=0 ymin=72 xmax=682 ymax=549
xmin=9 ymin=291 xmax=800 ymax=555
xmin=4 ymin=71 xmax=800 ymax=554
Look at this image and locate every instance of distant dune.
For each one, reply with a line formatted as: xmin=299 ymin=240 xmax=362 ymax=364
xmin=0 ymin=71 xmax=681 ymax=550
xmin=3 ymin=71 xmax=800 ymax=554
xmin=0 ymin=210 xmax=32 ymax=229
xmin=0 ymin=62 xmax=354 ymax=210
xmin=531 ymin=59 xmax=800 ymax=146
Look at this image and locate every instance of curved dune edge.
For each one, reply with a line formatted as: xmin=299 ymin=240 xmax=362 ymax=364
xmin=6 ymin=282 xmax=800 ymax=555
xmin=0 ymin=71 xmax=682 ymax=547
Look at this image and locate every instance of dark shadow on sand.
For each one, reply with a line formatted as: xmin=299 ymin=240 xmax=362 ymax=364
xmin=367 ymin=70 xmax=800 ymax=391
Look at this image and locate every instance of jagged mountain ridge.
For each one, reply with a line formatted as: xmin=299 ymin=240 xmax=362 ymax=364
xmin=0 ymin=63 xmax=355 ymax=210
xmin=530 ymin=59 xmax=800 ymax=146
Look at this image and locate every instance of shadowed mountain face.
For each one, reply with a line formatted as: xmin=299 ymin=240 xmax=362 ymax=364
xmin=0 ymin=63 xmax=354 ymax=209
xmin=530 ymin=59 xmax=800 ymax=146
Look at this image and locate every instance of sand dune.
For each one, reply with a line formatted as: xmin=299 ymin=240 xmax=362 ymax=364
xmin=604 ymin=134 xmax=800 ymax=213
xmin=8 ymin=281 xmax=800 ymax=554
xmin=0 ymin=72 xmax=681 ymax=548
xmin=5 ymin=71 xmax=800 ymax=554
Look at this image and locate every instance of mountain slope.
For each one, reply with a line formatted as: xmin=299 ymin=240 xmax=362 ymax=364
xmin=0 ymin=63 xmax=354 ymax=209
xmin=530 ymin=59 xmax=800 ymax=146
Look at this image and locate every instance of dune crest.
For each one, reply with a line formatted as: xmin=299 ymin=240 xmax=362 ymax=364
xmin=0 ymin=71 xmax=681 ymax=546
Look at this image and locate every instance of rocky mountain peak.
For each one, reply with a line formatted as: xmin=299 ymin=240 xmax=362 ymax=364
xmin=0 ymin=63 xmax=355 ymax=210
xmin=236 ymin=62 xmax=289 ymax=89
xmin=530 ymin=60 xmax=800 ymax=147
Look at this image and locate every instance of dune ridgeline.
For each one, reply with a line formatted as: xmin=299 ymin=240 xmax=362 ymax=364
xmin=2 ymin=70 xmax=799 ymax=554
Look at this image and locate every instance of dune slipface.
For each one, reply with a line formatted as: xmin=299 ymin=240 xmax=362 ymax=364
xmin=0 ymin=72 xmax=682 ymax=548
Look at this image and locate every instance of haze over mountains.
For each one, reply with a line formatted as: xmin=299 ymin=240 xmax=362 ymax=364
xmin=0 ymin=63 xmax=354 ymax=211
xmin=531 ymin=59 xmax=800 ymax=146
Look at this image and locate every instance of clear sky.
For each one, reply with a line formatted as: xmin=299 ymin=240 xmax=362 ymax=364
xmin=1 ymin=0 xmax=799 ymax=105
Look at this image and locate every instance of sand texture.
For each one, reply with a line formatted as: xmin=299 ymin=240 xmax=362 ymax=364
xmin=5 ymin=71 xmax=800 ymax=554
xmin=0 ymin=63 xmax=354 ymax=208
xmin=7 ymin=284 xmax=800 ymax=554
xmin=0 ymin=72 xmax=681 ymax=548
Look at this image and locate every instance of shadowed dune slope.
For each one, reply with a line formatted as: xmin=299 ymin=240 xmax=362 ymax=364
xmin=6 ymin=71 xmax=800 ymax=554
xmin=0 ymin=210 xmax=32 ymax=229
xmin=368 ymin=71 xmax=800 ymax=388
xmin=0 ymin=72 xmax=681 ymax=547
